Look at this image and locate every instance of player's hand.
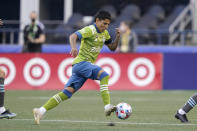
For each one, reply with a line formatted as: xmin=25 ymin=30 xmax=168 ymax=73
xmin=70 ymin=48 xmax=78 ymax=58
xmin=115 ymin=28 xmax=120 ymax=37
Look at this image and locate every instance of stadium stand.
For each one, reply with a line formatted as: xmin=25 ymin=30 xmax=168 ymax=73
xmin=132 ymin=5 xmax=165 ymax=44
xmin=0 ymin=0 xmax=192 ymax=48
xmin=156 ymin=5 xmax=186 ymax=45
xmin=108 ymin=4 xmax=140 ymax=39
xmin=46 ymin=13 xmax=83 ymax=43
xmin=100 ymin=5 xmax=117 ymax=22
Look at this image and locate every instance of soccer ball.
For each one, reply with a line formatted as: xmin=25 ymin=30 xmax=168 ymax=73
xmin=115 ymin=102 xmax=132 ymax=120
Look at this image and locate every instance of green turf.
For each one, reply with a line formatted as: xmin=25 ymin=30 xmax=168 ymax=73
xmin=0 ymin=90 xmax=197 ymax=131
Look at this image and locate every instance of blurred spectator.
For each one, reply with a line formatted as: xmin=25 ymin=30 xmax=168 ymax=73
xmin=22 ymin=11 xmax=45 ymax=53
xmin=119 ymin=21 xmax=135 ymax=53
xmin=0 ymin=19 xmax=3 ymax=25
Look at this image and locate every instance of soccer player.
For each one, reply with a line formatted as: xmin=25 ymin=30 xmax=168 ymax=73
xmin=0 ymin=19 xmax=17 ymax=119
xmin=33 ymin=11 xmax=120 ymax=124
xmin=175 ymin=93 xmax=197 ymax=123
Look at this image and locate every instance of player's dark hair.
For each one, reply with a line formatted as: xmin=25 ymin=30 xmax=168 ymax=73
xmin=94 ymin=11 xmax=111 ymax=22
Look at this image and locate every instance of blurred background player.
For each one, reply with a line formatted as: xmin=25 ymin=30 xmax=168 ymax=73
xmin=33 ymin=11 xmax=120 ymax=124
xmin=175 ymin=93 xmax=197 ymax=123
xmin=22 ymin=11 xmax=45 ymax=53
xmin=0 ymin=19 xmax=16 ymax=119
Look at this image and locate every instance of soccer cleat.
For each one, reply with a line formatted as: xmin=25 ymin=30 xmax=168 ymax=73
xmin=104 ymin=104 xmax=117 ymax=116
xmin=175 ymin=112 xmax=189 ymax=123
xmin=33 ymin=108 xmax=43 ymax=125
xmin=0 ymin=109 xmax=17 ymax=119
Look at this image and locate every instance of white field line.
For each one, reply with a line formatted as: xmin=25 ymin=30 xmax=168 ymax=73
xmin=12 ymin=118 xmax=197 ymax=126
xmin=18 ymin=96 xmax=185 ymax=102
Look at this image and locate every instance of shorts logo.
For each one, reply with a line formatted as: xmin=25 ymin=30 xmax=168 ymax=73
xmin=0 ymin=57 xmax=16 ymax=85
xmin=128 ymin=57 xmax=155 ymax=87
xmin=23 ymin=57 xmax=50 ymax=86
xmin=96 ymin=57 xmax=120 ymax=85
xmin=58 ymin=58 xmax=74 ymax=84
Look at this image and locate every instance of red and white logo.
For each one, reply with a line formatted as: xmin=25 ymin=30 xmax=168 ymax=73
xmin=23 ymin=57 xmax=50 ymax=86
xmin=58 ymin=58 xmax=73 ymax=84
xmin=0 ymin=57 xmax=16 ymax=85
xmin=128 ymin=57 xmax=155 ymax=87
xmin=96 ymin=57 xmax=120 ymax=85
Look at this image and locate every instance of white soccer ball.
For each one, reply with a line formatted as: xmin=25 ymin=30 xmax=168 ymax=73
xmin=115 ymin=102 xmax=132 ymax=120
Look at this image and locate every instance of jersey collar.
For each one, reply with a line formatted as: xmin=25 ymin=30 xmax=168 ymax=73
xmin=94 ymin=23 xmax=101 ymax=33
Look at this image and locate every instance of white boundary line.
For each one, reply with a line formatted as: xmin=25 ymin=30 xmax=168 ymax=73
xmin=12 ymin=119 xmax=197 ymax=126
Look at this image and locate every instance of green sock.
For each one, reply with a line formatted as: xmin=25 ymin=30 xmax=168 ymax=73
xmin=100 ymin=76 xmax=110 ymax=105
xmin=43 ymin=92 xmax=68 ymax=111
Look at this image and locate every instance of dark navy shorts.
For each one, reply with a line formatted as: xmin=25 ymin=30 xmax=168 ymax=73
xmin=65 ymin=61 xmax=102 ymax=91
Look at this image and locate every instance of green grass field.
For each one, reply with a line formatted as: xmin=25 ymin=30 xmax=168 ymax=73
xmin=0 ymin=90 xmax=197 ymax=131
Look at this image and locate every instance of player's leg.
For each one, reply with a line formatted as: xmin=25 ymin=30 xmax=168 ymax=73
xmin=40 ymin=64 xmax=87 ymax=112
xmin=69 ymin=61 xmax=116 ymax=116
xmin=0 ymin=68 xmax=16 ymax=119
xmin=175 ymin=93 xmax=197 ymax=123
xmin=33 ymin=63 xmax=87 ymax=124
xmin=33 ymin=87 xmax=73 ymax=124
xmin=85 ymin=62 xmax=116 ymax=116
xmin=97 ymin=69 xmax=116 ymax=116
xmin=42 ymin=87 xmax=74 ymax=111
xmin=82 ymin=62 xmax=111 ymax=108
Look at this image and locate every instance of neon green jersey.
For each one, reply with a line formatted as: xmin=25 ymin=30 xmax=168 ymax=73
xmin=72 ymin=24 xmax=111 ymax=64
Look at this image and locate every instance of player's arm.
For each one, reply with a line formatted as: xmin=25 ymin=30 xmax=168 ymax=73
xmin=69 ymin=26 xmax=92 ymax=57
xmin=69 ymin=33 xmax=78 ymax=58
xmin=106 ymin=28 xmax=120 ymax=51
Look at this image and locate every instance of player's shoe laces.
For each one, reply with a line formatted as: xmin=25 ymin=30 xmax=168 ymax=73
xmin=33 ymin=108 xmax=43 ymax=125
xmin=0 ymin=109 xmax=17 ymax=119
xmin=104 ymin=104 xmax=117 ymax=116
xmin=175 ymin=111 xmax=189 ymax=123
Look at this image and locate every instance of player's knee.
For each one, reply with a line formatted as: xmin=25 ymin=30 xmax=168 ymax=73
xmin=99 ymin=71 xmax=109 ymax=80
xmin=62 ymin=88 xmax=73 ymax=98
xmin=0 ymin=68 xmax=5 ymax=78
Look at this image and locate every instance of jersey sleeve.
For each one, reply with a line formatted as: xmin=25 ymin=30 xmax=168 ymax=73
xmin=104 ymin=30 xmax=112 ymax=45
xmin=75 ymin=26 xmax=93 ymax=40
xmin=38 ymin=25 xmax=44 ymax=35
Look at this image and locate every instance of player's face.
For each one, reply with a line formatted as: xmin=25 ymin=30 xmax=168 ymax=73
xmin=96 ymin=18 xmax=110 ymax=32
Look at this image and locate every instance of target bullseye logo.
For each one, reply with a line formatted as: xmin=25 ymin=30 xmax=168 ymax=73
xmin=96 ymin=57 xmax=120 ymax=85
xmin=58 ymin=58 xmax=74 ymax=84
xmin=0 ymin=57 xmax=16 ymax=85
xmin=128 ymin=57 xmax=155 ymax=87
xmin=30 ymin=65 xmax=44 ymax=79
xmin=24 ymin=58 xmax=50 ymax=86
xmin=134 ymin=64 xmax=149 ymax=80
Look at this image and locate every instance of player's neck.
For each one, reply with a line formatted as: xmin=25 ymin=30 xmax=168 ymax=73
xmin=94 ymin=23 xmax=101 ymax=33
